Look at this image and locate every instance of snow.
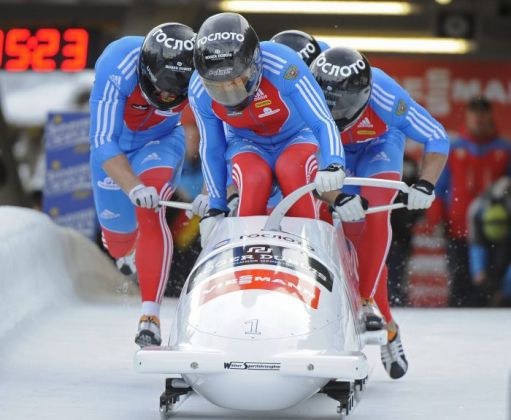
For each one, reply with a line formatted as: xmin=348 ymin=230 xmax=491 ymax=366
xmin=0 ymin=208 xmax=510 ymax=420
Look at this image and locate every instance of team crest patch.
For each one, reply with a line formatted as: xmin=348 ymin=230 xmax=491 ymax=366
xmin=284 ymin=65 xmax=298 ymax=80
xmin=396 ymin=99 xmax=407 ymax=116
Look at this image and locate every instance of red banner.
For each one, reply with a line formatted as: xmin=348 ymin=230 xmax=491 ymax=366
xmin=368 ymin=57 xmax=511 ymax=139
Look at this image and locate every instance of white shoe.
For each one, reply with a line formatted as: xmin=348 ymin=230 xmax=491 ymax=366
xmin=381 ymin=321 xmax=408 ymax=379
xmin=134 ymin=315 xmax=162 ymax=347
xmin=361 ymin=298 xmax=385 ymax=331
xmin=116 ymin=250 xmax=136 ymax=276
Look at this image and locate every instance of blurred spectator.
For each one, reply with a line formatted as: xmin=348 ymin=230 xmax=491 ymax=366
xmin=467 ymin=176 xmax=511 ymax=306
xmin=387 ymin=151 xmax=421 ymax=306
xmin=429 ymin=96 xmax=511 ymax=306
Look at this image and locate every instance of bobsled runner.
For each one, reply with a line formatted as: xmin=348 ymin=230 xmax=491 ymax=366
xmin=135 ymin=177 xmax=410 ymax=417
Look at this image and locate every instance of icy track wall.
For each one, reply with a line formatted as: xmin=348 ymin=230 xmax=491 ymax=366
xmin=0 ymin=206 xmax=130 ymax=338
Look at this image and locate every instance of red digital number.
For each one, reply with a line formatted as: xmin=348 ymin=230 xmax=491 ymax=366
xmin=61 ymin=28 xmax=88 ymax=72
xmin=5 ymin=28 xmax=31 ymax=71
xmin=1 ymin=27 xmax=90 ymax=71
xmin=32 ymin=28 xmax=60 ymax=71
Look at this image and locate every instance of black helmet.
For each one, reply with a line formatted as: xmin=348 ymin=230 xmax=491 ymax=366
xmin=310 ymin=47 xmax=372 ymax=132
xmin=138 ymin=23 xmax=196 ymax=111
xmin=194 ymin=13 xmax=262 ymax=111
xmin=270 ymin=30 xmax=321 ymax=66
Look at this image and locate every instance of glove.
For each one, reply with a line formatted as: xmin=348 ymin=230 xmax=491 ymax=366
xmin=227 ymin=193 xmax=239 ymax=217
xmin=407 ymin=179 xmax=435 ymax=210
xmin=315 ymin=164 xmax=346 ymax=193
xmin=334 ymin=193 xmax=369 ymax=222
xmin=128 ymin=184 xmax=159 ymax=209
xmin=199 ymin=208 xmax=226 ymax=248
xmin=186 ymin=193 xmax=209 ymax=219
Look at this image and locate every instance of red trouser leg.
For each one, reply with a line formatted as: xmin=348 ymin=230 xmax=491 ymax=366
xmin=318 ymin=200 xmax=333 ymax=224
xmin=232 ymin=152 xmax=273 ymax=216
xmin=135 ymin=168 xmax=174 ymax=304
xmin=275 ymin=143 xmax=318 ymax=218
xmin=101 ymin=229 xmax=138 ymax=258
xmin=354 ymin=172 xmax=400 ymax=322
xmin=374 ymin=265 xmax=392 ymax=322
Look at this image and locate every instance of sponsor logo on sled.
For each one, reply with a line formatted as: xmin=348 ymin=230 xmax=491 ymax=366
xmin=187 ymin=243 xmax=333 ymax=294
xmin=224 ymin=361 xmax=281 ymax=371
xmin=198 ymin=268 xmax=321 ymax=309
xmin=97 ymin=177 xmax=121 ymax=190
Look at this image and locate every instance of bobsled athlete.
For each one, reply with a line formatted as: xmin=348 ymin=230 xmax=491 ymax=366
xmin=188 ymin=13 xmax=346 ymax=246
xmin=89 ymin=23 xmax=195 ymax=347
xmin=270 ymin=29 xmax=329 ymax=66
xmin=311 ymin=47 xmax=449 ymax=379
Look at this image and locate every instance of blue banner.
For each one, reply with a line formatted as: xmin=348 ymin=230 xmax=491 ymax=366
xmin=42 ymin=113 xmax=97 ymax=241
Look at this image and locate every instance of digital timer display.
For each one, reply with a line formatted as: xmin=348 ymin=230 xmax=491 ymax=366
xmin=0 ymin=28 xmax=89 ymax=72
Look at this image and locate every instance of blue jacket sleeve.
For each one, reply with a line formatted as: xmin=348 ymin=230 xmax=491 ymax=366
xmin=189 ymin=75 xmax=229 ymax=211
xmin=89 ymin=39 xmax=139 ymax=165
xmin=371 ymin=68 xmax=450 ymax=155
xmin=282 ymin=57 xmax=345 ymax=169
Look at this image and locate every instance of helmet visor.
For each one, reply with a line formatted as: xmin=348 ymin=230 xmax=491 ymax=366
xmin=139 ymin=69 xmax=188 ymax=111
xmin=325 ymin=86 xmax=371 ymax=132
xmin=202 ymin=64 xmax=260 ymax=108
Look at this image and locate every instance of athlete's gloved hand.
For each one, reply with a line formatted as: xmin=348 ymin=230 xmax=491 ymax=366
xmin=334 ymin=193 xmax=369 ymax=222
xmin=186 ymin=193 xmax=209 ymax=219
xmin=407 ymin=179 xmax=435 ymax=210
xmin=128 ymin=184 xmax=160 ymax=209
xmin=227 ymin=193 xmax=239 ymax=217
xmin=199 ymin=208 xmax=227 ymax=248
xmin=315 ymin=164 xmax=346 ymax=193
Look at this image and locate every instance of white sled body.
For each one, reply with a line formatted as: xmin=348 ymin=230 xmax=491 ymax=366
xmin=135 ymin=215 xmax=378 ymax=411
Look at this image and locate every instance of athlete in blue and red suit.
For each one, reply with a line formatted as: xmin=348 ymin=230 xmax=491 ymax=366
xmin=311 ymin=47 xmax=450 ymax=379
xmin=89 ymin=23 xmax=195 ymax=347
xmin=188 ymin=13 xmax=346 ymax=245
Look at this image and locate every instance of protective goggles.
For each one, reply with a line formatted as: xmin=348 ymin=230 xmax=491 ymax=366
xmin=202 ymin=64 xmax=261 ymax=109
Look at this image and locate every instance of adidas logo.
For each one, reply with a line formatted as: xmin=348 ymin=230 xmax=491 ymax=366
xmin=100 ymin=209 xmax=120 ymax=220
xmin=370 ymin=151 xmax=390 ymax=163
xmin=141 ymin=152 xmax=162 ymax=164
xmin=358 ymin=117 xmax=373 ymax=128
xmin=254 ymin=89 xmax=267 ymax=101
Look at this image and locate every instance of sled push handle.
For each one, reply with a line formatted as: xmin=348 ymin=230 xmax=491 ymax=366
xmin=264 ymin=177 xmax=411 ymax=231
xmin=158 ymin=200 xmax=193 ymax=210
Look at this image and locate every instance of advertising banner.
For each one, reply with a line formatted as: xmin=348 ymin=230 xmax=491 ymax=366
xmin=42 ymin=112 xmax=97 ymax=241
xmin=369 ymin=57 xmax=511 ymax=138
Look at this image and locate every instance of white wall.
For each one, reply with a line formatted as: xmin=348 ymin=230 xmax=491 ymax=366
xmin=0 ymin=206 xmax=135 ymax=338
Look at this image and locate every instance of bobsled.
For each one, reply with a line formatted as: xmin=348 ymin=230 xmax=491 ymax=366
xmin=134 ymin=178 xmax=410 ymax=417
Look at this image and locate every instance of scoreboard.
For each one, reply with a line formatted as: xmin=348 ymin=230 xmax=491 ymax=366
xmin=0 ymin=27 xmax=91 ymax=72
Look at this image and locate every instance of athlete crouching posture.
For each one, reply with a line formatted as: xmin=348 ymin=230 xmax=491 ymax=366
xmin=311 ymin=47 xmax=449 ymax=379
xmin=188 ymin=13 xmax=346 ymax=247
xmin=89 ymin=23 xmax=195 ymax=347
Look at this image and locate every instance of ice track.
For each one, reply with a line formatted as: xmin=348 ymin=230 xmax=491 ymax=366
xmin=0 ymin=207 xmax=509 ymax=420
